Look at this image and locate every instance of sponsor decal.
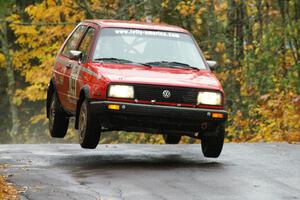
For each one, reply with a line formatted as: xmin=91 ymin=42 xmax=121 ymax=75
xmin=114 ymin=29 xmax=180 ymax=38
xmin=69 ymin=63 xmax=80 ymax=98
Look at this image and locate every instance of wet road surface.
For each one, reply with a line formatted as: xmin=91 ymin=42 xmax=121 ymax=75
xmin=0 ymin=143 xmax=299 ymax=200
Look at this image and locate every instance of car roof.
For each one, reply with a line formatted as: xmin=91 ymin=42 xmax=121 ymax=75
xmin=83 ymin=19 xmax=189 ymax=34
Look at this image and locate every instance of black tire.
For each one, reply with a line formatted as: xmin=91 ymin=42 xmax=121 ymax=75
xmin=78 ymin=100 xmax=101 ymax=149
xmin=163 ymin=134 xmax=182 ymax=144
xmin=49 ymin=92 xmax=69 ymax=138
xmin=201 ymin=124 xmax=225 ymax=158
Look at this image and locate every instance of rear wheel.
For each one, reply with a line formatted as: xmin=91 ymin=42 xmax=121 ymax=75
xmin=201 ymin=124 xmax=225 ymax=158
xmin=49 ymin=93 xmax=69 ymax=138
xmin=163 ymin=134 xmax=182 ymax=144
xmin=78 ymin=100 xmax=101 ymax=149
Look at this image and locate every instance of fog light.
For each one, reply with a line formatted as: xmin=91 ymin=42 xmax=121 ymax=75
xmin=108 ymin=104 xmax=120 ymax=110
xmin=212 ymin=113 xmax=224 ymax=118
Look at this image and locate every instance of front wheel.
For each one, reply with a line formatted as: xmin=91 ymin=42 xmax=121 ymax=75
xmin=201 ymin=124 xmax=225 ymax=158
xmin=49 ymin=92 xmax=69 ymax=138
xmin=78 ymin=100 xmax=101 ymax=149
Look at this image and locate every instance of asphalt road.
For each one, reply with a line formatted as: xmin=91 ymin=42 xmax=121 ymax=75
xmin=0 ymin=143 xmax=299 ymax=200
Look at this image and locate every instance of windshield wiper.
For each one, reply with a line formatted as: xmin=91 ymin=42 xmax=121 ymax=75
xmin=94 ymin=57 xmax=152 ymax=68
xmin=145 ymin=61 xmax=199 ymax=70
xmin=94 ymin=58 xmax=197 ymax=69
xmin=94 ymin=57 xmax=132 ymax=63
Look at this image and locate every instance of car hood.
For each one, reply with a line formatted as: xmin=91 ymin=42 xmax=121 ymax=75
xmin=94 ymin=63 xmax=223 ymax=91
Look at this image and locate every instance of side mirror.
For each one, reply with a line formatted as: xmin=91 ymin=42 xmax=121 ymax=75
xmin=69 ymin=50 xmax=82 ymax=61
xmin=207 ymin=60 xmax=217 ymax=71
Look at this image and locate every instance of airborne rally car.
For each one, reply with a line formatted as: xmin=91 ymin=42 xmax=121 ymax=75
xmin=46 ymin=20 xmax=227 ymax=158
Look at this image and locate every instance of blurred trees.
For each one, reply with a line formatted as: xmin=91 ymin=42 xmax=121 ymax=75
xmin=0 ymin=0 xmax=19 ymax=138
xmin=0 ymin=0 xmax=299 ymax=143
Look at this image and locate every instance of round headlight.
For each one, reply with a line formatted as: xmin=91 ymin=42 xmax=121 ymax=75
xmin=108 ymin=85 xmax=134 ymax=98
xmin=197 ymin=91 xmax=222 ymax=105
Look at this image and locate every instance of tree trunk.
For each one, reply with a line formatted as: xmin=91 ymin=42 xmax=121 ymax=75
xmin=294 ymin=0 xmax=300 ymax=67
xmin=256 ymin=0 xmax=263 ymax=42
xmin=244 ymin=2 xmax=253 ymax=45
xmin=226 ymin=0 xmax=236 ymax=59
xmin=0 ymin=22 xmax=19 ymax=137
xmin=236 ymin=1 xmax=244 ymax=59
xmin=278 ymin=0 xmax=287 ymax=75
xmin=296 ymin=0 xmax=300 ymax=21
xmin=144 ymin=0 xmax=152 ymax=22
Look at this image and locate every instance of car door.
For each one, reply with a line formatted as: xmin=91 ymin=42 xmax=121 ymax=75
xmin=69 ymin=27 xmax=97 ymax=111
xmin=54 ymin=25 xmax=86 ymax=112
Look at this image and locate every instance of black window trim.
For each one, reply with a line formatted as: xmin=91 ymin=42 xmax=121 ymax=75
xmin=77 ymin=26 xmax=96 ymax=63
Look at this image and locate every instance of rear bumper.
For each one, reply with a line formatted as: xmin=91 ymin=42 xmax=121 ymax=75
xmin=89 ymin=101 xmax=227 ymax=134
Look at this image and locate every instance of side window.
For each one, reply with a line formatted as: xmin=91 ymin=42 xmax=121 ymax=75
xmin=62 ymin=25 xmax=86 ymax=57
xmin=78 ymin=28 xmax=95 ymax=63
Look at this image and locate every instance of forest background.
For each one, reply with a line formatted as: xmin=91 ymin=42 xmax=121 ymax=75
xmin=0 ymin=0 xmax=299 ymax=144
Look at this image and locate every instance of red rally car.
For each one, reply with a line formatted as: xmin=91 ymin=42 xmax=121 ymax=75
xmin=46 ymin=20 xmax=227 ymax=158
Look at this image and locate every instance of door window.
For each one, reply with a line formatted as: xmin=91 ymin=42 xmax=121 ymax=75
xmin=78 ymin=28 xmax=95 ymax=63
xmin=62 ymin=25 xmax=86 ymax=57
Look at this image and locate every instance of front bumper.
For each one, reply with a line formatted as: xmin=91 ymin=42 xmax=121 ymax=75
xmin=90 ymin=101 xmax=227 ymax=134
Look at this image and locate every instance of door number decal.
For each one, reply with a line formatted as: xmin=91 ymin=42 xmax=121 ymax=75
xmin=68 ymin=63 xmax=80 ymax=101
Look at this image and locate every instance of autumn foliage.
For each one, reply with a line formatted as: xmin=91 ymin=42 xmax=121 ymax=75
xmin=0 ymin=175 xmax=18 ymax=200
xmin=0 ymin=0 xmax=299 ymax=143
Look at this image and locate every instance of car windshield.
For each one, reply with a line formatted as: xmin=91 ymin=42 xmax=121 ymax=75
xmin=93 ymin=28 xmax=207 ymax=69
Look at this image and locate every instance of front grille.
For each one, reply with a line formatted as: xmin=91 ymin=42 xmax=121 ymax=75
xmin=134 ymin=84 xmax=199 ymax=104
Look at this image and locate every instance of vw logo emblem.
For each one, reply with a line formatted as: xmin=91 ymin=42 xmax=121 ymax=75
xmin=162 ymin=90 xmax=171 ymax=98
